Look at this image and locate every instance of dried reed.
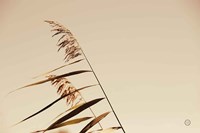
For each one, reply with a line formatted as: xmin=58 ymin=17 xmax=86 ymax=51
xmin=8 ymin=20 xmax=125 ymax=133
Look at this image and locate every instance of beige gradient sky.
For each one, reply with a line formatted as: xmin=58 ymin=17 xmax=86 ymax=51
xmin=0 ymin=0 xmax=200 ymax=133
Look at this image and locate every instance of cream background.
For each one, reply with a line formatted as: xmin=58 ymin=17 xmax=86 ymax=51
xmin=0 ymin=0 xmax=200 ymax=133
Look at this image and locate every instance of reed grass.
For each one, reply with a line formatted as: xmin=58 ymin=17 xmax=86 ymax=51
xmin=8 ymin=20 xmax=125 ymax=133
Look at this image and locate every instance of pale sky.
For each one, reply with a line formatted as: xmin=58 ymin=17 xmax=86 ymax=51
xmin=0 ymin=0 xmax=200 ymax=133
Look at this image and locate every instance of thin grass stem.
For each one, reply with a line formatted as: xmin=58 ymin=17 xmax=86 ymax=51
xmin=80 ymin=48 xmax=126 ymax=133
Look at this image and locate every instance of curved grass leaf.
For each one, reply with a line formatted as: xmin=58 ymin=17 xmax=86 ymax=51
xmin=33 ymin=59 xmax=85 ymax=79
xmin=88 ymin=127 xmax=122 ymax=133
xmin=51 ymin=103 xmax=85 ymax=122
xmin=12 ymin=84 xmax=98 ymax=126
xmin=33 ymin=117 xmax=92 ymax=133
xmin=8 ymin=70 xmax=92 ymax=95
xmin=79 ymin=112 xmax=110 ymax=133
xmin=45 ymin=98 xmax=104 ymax=132
xmin=54 ymin=117 xmax=92 ymax=128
